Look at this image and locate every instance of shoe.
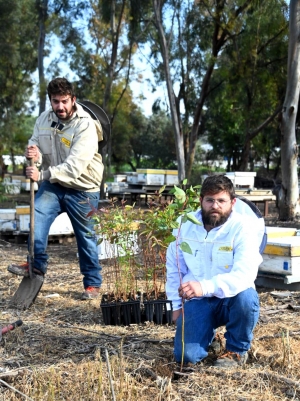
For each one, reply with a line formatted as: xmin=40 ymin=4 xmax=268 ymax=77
xmin=7 ymin=262 xmax=44 ymax=277
xmin=209 ymin=332 xmax=225 ymax=354
xmin=213 ymin=350 xmax=248 ymax=368
xmin=81 ymin=286 xmax=100 ymax=300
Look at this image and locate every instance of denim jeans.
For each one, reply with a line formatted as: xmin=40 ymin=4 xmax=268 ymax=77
xmin=30 ymin=181 xmax=102 ymax=288
xmin=174 ymin=288 xmax=260 ymax=364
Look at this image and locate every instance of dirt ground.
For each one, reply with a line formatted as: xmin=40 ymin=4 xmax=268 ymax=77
xmin=1 ymin=202 xmax=300 ymax=400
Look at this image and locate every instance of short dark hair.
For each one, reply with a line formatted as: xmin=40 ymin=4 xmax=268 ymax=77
xmin=200 ymin=174 xmax=235 ymax=199
xmin=47 ymin=77 xmax=75 ymax=100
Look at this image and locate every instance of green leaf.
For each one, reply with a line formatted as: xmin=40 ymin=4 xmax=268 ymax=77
xmin=180 ymin=242 xmax=193 ymax=254
xmin=159 ymin=185 xmax=166 ymax=194
xmin=183 ymin=179 xmax=188 ymax=185
xmin=181 ymin=215 xmax=188 ymax=224
xmin=186 ymin=213 xmax=202 ymax=226
xmin=173 ymin=186 xmax=186 ymax=203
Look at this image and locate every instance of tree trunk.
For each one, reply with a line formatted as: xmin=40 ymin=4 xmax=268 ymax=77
xmin=153 ymin=0 xmax=185 ymax=182
xmin=37 ymin=0 xmax=48 ymax=115
xmin=279 ymin=0 xmax=300 ymax=220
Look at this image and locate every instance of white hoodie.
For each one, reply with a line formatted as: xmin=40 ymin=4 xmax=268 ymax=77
xmin=166 ymin=209 xmax=263 ymax=311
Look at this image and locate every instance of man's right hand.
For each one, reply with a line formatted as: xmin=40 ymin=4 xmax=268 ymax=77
xmin=25 ymin=145 xmax=40 ymax=162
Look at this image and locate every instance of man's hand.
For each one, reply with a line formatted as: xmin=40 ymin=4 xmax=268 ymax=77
xmin=172 ymin=309 xmax=182 ymax=323
xmin=178 ymin=281 xmax=203 ymax=300
xmin=25 ymin=145 xmax=40 ymax=162
xmin=26 ymin=166 xmax=39 ymax=182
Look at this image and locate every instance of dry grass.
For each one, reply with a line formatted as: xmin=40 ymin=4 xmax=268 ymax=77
xmin=1 ymin=238 xmax=300 ymax=400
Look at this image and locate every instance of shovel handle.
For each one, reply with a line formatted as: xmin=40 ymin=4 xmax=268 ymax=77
xmin=29 ymin=158 xmax=35 ymax=279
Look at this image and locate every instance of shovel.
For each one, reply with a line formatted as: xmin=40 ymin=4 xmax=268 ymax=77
xmin=10 ymin=159 xmax=44 ymax=309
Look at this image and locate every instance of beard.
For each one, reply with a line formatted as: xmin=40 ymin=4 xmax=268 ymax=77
xmin=54 ymin=108 xmax=74 ymax=121
xmin=201 ymin=208 xmax=232 ymax=228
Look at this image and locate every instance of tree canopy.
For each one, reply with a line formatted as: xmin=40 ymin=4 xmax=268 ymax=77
xmin=0 ymin=0 xmax=293 ymax=186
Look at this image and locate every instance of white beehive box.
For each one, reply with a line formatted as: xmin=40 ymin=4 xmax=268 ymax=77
xmin=49 ymin=213 xmax=74 ymax=235
xmin=0 ymin=209 xmax=16 ymax=220
xmin=114 ymin=174 xmax=127 ymax=182
xmin=97 ymin=232 xmax=139 ymax=260
xmin=136 ymin=169 xmax=165 ymax=185
xmin=19 ymin=214 xmax=30 ymax=231
xmin=165 ymin=170 xmax=179 ymax=185
xmin=225 ymin=172 xmax=256 ymax=189
xmin=18 ymin=212 xmax=74 ymax=235
xmin=107 ymin=182 xmax=121 ymax=193
xmin=21 ymin=177 xmax=38 ymax=191
xmin=0 ymin=219 xmax=17 ymax=231
xmin=260 ymin=227 xmax=300 ymax=276
xmin=126 ymin=172 xmax=138 ymax=184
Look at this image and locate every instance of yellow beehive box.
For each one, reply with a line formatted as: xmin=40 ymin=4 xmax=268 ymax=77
xmin=16 ymin=205 xmax=30 ymax=215
xmin=266 ymin=226 xmax=297 ymax=239
xmin=264 ymin=236 xmax=300 ymax=257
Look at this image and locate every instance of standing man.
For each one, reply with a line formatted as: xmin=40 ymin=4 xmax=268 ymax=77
xmin=8 ymin=77 xmax=103 ymax=300
xmin=166 ymin=175 xmax=262 ymax=367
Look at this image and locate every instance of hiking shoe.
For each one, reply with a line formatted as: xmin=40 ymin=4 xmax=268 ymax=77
xmin=213 ymin=350 xmax=248 ymax=368
xmin=81 ymin=286 xmax=100 ymax=300
xmin=7 ymin=262 xmax=43 ymax=277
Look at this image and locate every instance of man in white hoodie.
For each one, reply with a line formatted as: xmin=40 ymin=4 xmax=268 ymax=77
xmin=166 ymin=175 xmax=263 ymax=367
xmin=8 ymin=77 xmax=104 ymax=300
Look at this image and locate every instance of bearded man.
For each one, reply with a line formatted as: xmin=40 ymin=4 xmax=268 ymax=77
xmin=166 ymin=174 xmax=263 ymax=368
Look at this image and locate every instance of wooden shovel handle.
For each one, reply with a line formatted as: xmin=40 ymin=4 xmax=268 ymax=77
xmin=29 ymin=158 xmax=35 ymax=278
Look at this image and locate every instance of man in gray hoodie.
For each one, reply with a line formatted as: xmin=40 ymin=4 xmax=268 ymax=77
xmin=8 ymin=77 xmax=103 ymax=300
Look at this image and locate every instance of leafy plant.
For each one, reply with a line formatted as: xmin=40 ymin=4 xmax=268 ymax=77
xmin=92 ymin=200 xmax=143 ymax=301
xmin=91 ymin=181 xmax=202 ymax=302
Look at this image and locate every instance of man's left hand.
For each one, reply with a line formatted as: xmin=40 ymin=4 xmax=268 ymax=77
xmin=178 ymin=281 xmax=203 ymax=300
xmin=26 ymin=166 xmax=39 ymax=182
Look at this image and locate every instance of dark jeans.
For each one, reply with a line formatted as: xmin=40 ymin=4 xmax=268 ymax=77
xmin=174 ymin=288 xmax=260 ymax=364
xmin=31 ymin=181 xmax=102 ymax=288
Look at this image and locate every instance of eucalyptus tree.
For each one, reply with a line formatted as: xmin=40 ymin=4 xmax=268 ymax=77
xmin=278 ymin=0 xmax=300 ymax=220
xmin=0 ymin=0 xmax=38 ymax=169
xmin=35 ymin=0 xmax=90 ymax=114
xmin=205 ymin=0 xmax=288 ymax=171
xmin=145 ymin=0 xmax=290 ymax=181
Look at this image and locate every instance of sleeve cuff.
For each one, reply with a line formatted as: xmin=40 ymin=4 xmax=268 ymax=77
xmin=200 ymin=279 xmax=215 ymax=297
xmin=39 ymin=169 xmax=51 ymax=181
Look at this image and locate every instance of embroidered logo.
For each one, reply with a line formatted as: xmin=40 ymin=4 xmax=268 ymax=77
xmin=218 ymin=246 xmax=233 ymax=251
xmin=61 ymin=137 xmax=71 ymax=147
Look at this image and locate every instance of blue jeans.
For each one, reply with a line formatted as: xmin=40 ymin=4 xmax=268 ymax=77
xmin=174 ymin=288 xmax=260 ymax=364
xmin=30 ymin=181 xmax=102 ymax=289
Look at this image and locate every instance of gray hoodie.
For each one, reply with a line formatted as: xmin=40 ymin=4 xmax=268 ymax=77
xmin=29 ymin=103 xmax=104 ymax=192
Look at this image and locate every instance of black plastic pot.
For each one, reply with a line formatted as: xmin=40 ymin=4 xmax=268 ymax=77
xmin=143 ymin=301 xmax=154 ymax=322
xmin=101 ymin=300 xmax=141 ymax=326
xmin=101 ymin=304 xmax=112 ymax=325
xmin=101 ymin=297 xmax=172 ymax=326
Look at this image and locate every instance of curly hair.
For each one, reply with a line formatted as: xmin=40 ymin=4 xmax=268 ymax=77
xmin=200 ymin=174 xmax=235 ymax=199
xmin=47 ymin=77 xmax=75 ymax=100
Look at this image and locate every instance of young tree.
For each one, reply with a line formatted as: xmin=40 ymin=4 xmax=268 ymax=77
xmin=278 ymin=0 xmax=300 ymax=220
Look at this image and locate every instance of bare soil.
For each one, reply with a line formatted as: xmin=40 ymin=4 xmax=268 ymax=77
xmin=1 ymin=200 xmax=300 ymax=399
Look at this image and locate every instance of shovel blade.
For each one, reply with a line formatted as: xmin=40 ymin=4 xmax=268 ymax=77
xmin=10 ymin=275 xmax=44 ymax=310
